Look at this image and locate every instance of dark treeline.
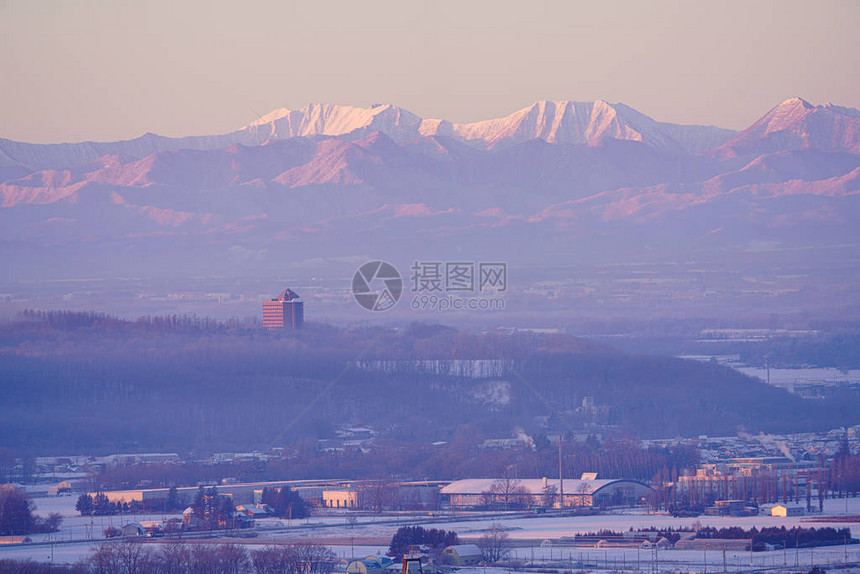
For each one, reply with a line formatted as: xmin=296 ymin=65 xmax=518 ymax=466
xmin=15 ymin=309 xmax=227 ymax=334
xmin=260 ymin=486 xmax=308 ymax=519
xmin=1 ymin=311 xmax=858 ymax=455
xmin=564 ymin=526 xmax=857 ymax=551
xmin=0 ymin=486 xmax=62 ymax=536
xmin=89 ymin=436 xmax=696 ymax=489
xmin=387 ymin=526 xmax=460 ymax=560
xmin=740 ymin=329 xmax=860 ymax=369
xmin=696 ymin=525 xmax=857 ymax=550
xmin=831 ymin=440 xmax=860 ymax=496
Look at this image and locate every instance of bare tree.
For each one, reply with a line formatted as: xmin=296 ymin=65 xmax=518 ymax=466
xmin=542 ymin=484 xmax=557 ymax=508
xmin=252 ymin=542 xmax=336 ymax=574
xmin=477 ymin=522 xmax=512 ymax=563
xmin=213 ymin=543 xmax=250 ymax=574
xmin=156 ymin=540 xmax=192 ymax=574
xmin=490 ymin=477 xmax=525 ymax=510
xmin=89 ymin=543 xmax=123 ymax=574
xmin=479 ymin=490 xmax=494 ymax=508
xmin=252 ymin=545 xmax=294 ymax=574
xmin=293 ymin=541 xmax=337 ymax=574
xmin=189 ymin=544 xmax=221 ymax=574
xmin=117 ymin=539 xmax=153 ymax=574
xmin=89 ymin=539 xmax=152 ymax=574
xmin=358 ymin=481 xmax=397 ymax=512
xmin=575 ymin=481 xmax=591 ymax=507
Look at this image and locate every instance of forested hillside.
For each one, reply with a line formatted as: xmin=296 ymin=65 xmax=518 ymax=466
xmin=1 ymin=312 xmax=856 ymax=454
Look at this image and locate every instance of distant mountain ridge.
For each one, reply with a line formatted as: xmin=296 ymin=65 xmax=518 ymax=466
xmin=1 ymin=97 xmax=859 ymax=293
xmin=0 ymin=100 xmax=737 ymax=175
xmin=244 ymin=100 xmax=735 ymax=153
xmin=6 ymin=97 xmax=859 ymax=177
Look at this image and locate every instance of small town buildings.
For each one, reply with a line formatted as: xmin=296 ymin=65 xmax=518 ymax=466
xmin=640 ymin=538 xmax=673 ymax=550
xmin=121 ymin=522 xmax=146 ymax=537
xmin=0 ymin=536 xmax=32 ymax=544
xmin=704 ymin=499 xmax=757 ymax=517
xmin=674 ymin=538 xmax=749 ymax=551
xmin=442 ymin=545 xmax=483 ymax=566
xmin=347 ymin=556 xmax=392 ymax=574
xmin=759 ymin=503 xmax=777 ymax=515
xmin=92 ymin=479 xmax=328 ymax=506
xmin=235 ymin=504 xmax=273 ymax=519
xmin=399 ymin=559 xmax=438 ymax=574
xmin=323 ymin=489 xmax=358 ymax=509
xmin=48 ymin=480 xmax=72 ymax=495
xmin=320 ymin=481 xmax=444 ymax=510
xmin=771 ymin=503 xmax=805 ymax=517
xmin=182 ymin=507 xmax=197 ymax=527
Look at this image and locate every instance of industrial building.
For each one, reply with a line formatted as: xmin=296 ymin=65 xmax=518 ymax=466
xmin=439 ymin=475 xmax=652 ymax=509
xmin=91 ymin=479 xmax=333 ymax=506
xmin=263 ymin=288 xmax=304 ymax=330
xmin=346 ymin=555 xmax=393 ymax=574
xmin=771 ymin=503 xmax=805 ymax=517
xmin=441 ymin=545 xmax=482 ymax=566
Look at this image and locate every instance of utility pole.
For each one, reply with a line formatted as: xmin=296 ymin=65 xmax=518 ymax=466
xmin=765 ymin=356 xmax=770 ymax=386
xmin=558 ymin=435 xmax=564 ymax=510
xmin=749 ymin=537 xmax=753 ymax=568
xmin=796 ymin=533 xmax=800 ymax=567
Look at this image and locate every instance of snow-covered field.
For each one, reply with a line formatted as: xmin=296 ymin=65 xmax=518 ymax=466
xmin=679 ymin=354 xmax=860 ymax=393
xmin=3 ymin=496 xmax=859 ymax=570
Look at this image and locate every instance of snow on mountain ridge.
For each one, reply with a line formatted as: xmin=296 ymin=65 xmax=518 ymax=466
xmin=759 ymin=97 xmax=815 ymax=135
xmin=6 ymin=98 xmax=860 ymax=177
xmin=243 ymin=100 xmax=734 ymax=154
xmin=717 ymin=97 xmax=860 ymax=157
xmin=245 ymin=103 xmax=423 ymax=142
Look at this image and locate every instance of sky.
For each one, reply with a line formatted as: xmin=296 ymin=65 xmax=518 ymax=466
xmin=1 ymin=0 xmax=859 ymax=144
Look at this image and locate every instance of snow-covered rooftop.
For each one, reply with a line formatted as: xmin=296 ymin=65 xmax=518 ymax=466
xmin=439 ymin=478 xmax=643 ymax=496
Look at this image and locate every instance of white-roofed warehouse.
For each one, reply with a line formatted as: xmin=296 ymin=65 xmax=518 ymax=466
xmin=439 ymin=475 xmax=651 ymax=509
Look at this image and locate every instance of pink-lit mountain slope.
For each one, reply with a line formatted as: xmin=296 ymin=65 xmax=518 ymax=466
xmin=1 ymin=98 xmax=859 ymax=284
xmin=0 ymin=101 xmax=734 ymax=176
xmin=245 ymin=100 xmax=734 ymax=153
xmin=716 ymin=97 xmax=860 ymax=158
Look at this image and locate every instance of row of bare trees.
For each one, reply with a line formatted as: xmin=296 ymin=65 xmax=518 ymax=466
xmin=648 ymin=455 xmax=860 ymax=512
xmin=86 ymin=540 xmax=336 ymax=574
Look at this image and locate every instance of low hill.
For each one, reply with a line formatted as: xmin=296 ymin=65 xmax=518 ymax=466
xmin=0 ymin=314 xmax=855 ymax=454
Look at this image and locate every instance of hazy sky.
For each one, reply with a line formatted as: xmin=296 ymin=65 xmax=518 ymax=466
xmin=1 ymin=0 xmax=858 ymax=143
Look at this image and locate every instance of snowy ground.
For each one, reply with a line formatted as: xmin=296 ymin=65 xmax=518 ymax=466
xmin=679 ymin=354 xmax=860 ymax=393
xmin=3 ymin=496 xmax=859 ymax=571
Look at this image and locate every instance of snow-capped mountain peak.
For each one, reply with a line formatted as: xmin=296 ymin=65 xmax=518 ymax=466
xmin=759 ymin=97 xmax=816 ymax=134
xmin=243 ymin=103 xmax=422 ymax=142
xmin=717 ymin=97 xmax=860 ymax=157
xmin=240 ymin=100 xmax=735 ymax=153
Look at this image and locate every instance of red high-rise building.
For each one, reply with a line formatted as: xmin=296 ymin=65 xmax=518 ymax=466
xmin=262 ymin=288 xmax=304 ymax=330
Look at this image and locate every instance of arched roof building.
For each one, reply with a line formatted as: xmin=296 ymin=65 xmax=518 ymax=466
xmin=439 ymin=476 xmax=652 ymax=508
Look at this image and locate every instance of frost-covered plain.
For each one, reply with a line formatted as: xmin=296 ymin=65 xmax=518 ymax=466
xmin=3 ymin=496 xmax=859 ymax=571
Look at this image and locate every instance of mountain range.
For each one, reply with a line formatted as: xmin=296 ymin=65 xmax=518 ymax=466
xmin=1 ymin=97 xmax=859 ymax=317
